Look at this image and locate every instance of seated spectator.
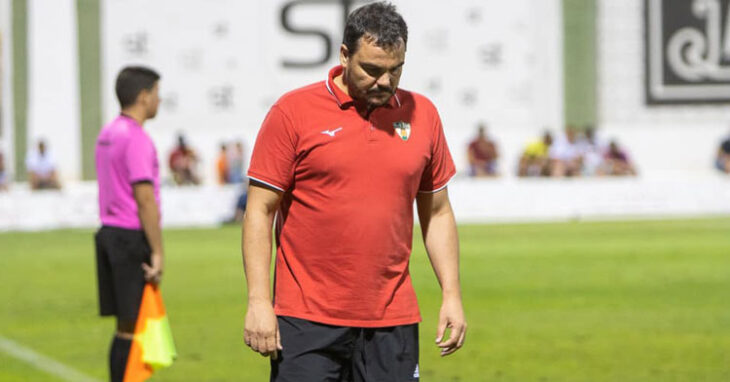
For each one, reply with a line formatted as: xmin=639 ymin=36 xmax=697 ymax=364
xmin=715 ymin=133 xmax=730 ymax=174
xmin=216 ymin=142 xmax=229 ymax=184
xmin=223 ymin=181 xmax=248 ymax=225
xmin=576 ymin=126 xmax=606 ymax=176
xmin=26 ymin=140 xmax=61 ymax=190
xmin=600 ymin=140 xmax=637 ymax=176
xmin=518 ymin=131 xmax=553 ymax=177
xmin=0 ymin=150 xmax=8 ymax=191
xmin=467 ymin=123 xmax=499 ymax=177
xmin=227 ymin=141 xmax=245 ymax=184
xmin=549 ymin=127 xmax=582 ymax=177
xmin=169 ymin=134 xmax=200 ymax=185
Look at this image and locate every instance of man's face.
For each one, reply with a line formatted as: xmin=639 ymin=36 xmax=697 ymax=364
xmin=340 ymin=36 xmax=405 ymax=108
xmin=566 ymin=129 xmax=576 ymax=143
xmin=142 ymin=82 xmax=161 ymax=119
xmin=543 ymin=134 xmax=553 ymax=146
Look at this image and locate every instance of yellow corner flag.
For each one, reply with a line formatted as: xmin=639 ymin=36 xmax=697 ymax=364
xmin=124 ymin=284 xmax=177 ymax=382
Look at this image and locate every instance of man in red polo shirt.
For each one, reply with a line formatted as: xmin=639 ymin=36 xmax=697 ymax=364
xmin=242 ymin=3 xmax=466 ymax=380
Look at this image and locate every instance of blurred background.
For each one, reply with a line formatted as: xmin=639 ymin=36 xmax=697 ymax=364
xmin=1 ymin=0 xmax=729 ymax=228
xmin=0 ymin=1 xmax=729 ymax=381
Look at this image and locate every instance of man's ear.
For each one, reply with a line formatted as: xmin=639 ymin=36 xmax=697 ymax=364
xmin=137 ymin=89 xmax=150 ymax=106
xmin=339 ymin=44 xmax=350 ymax=68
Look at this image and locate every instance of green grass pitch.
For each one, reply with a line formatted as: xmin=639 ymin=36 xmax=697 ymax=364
xmin=1 ymin=218 xmax=729 ymax=381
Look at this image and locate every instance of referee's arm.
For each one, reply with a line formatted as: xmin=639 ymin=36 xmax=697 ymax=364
xmin=133 ymin=182 xmax=163 ymax=284
xmin=241 ymin=182 xmax=284 ymax=359
xmin=416 ymin=187 xmax=467 ymax=356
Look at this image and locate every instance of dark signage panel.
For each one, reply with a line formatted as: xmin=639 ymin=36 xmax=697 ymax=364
xmin=645 ymin=0 xmax=730 ymax=104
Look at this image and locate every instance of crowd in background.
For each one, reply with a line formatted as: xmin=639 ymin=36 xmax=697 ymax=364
xmin=467 ymin=123 xmax=639 ymax=178
xmin=466 ymin=124 xmax=499 ymax=177
xmin=168 ymin=135 xmax=201 ymax=186
xmin=0 ymin=134 xmax=249 ymax=192
xmin=215 ymin=140 xmax=246 ymax=185
xmin=166 ymin=134 xmax=246 ymax=187
xmin=164 ymin=134 xmax=248 ymax=223
xmin=4 ymin=126 xmax=730 ymax=192
xmin=18 ymin=140 xmax=63 ymax=191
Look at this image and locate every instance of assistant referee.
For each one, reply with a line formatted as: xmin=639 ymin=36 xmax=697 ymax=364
xmin=242 ymin=3 xmax=466 ymax=381
xmin=94 ymin=66 xmax=164 ymax=382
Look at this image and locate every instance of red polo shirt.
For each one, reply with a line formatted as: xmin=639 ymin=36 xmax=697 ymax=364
xmin=248 ymin=66 xmax=456 ymax=327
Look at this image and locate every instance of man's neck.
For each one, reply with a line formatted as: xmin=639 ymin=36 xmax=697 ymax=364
xmin=333 ymin=72 xmax=348 ymax=97
xmin=121 ymin=108 xmax=146 ymax=126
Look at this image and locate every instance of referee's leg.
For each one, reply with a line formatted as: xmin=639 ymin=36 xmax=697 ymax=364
xmin=96 ymin=227 xmax=149 ymax=382
xmin=109 ymin=320 xmax=135 ymax=382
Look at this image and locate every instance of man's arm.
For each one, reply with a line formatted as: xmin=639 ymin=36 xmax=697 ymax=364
xmin=467 ymin=146 xmax=476 ymax=166
xmin=242 ymin=182 xmax=284 ymax=359
xmin=416 ymin=187 xmax=466 ymax=356
xmin=133 ymin=182 xmax=163 ymax=284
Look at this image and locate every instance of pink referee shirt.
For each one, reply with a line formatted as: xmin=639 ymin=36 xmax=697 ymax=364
xmin=95 ymin=114 xmax=160 ymax=230
xmin=248 ymin=66 xmax=456 ymax=327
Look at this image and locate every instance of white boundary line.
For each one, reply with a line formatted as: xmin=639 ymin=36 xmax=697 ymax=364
xmin=0 ymin=335 xmax=102 ymax=382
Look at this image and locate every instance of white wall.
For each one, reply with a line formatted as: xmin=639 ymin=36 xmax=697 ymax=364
xmin=15 ymin=0 xmax=724 ymax=182
xmin=3 ymin=175 xmax=730 ymax=231
xmin=0 ymin=0 xmax=13 ymax=179
xmin=398 ymin=0 xmax=563 ymax=176
xmin=26 ymin=0 xmax=81 ymax=181
xmin=101 ymin=0 xmax=563 ymax=183
xmin=597 ymin=0 xmax=730 ymax=177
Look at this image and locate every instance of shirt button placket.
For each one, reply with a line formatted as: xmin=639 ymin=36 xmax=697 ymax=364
xmin=366 ymin=111 xmax=378 ymax=142
xmin=366 ymin=121 xmax=376 ymax=142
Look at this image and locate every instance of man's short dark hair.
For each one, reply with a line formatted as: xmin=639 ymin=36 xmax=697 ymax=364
xmin=115 ymin=66 xmax=160 ymax=108
xmin=343 ymin=2 xmax=408 ymax=54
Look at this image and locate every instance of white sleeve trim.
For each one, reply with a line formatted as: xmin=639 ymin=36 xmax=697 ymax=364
xmin=417 ymin=174 xmax=454 ymax=194
xmin=248 ymin=176 xmax=285 ymax=192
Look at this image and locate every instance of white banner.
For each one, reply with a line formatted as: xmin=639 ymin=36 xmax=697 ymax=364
xmin=102 ymin=0 xmax=562 ymax=182
xmin=27 ymin=0 xmax=81 ymax=181
xmin=0 ymin=0 xmax=12 ymax=177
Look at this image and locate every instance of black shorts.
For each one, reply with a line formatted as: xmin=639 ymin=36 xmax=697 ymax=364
xmin=94 ymin=226 xmax=150 ymax=322
xmin=271 ymin=316 xmax=420 ymax=382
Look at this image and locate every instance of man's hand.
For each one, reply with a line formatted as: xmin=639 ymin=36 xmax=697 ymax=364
xmin=417 ymin=189 xmax=466 ymax=357
xmin=435 ymin=296 xmax=467 ymax=356
xmin=244 ymin=299 xmax=283 ymax=359
xmin=133 ymin=182 xmax=164 ymax=285
xmin=142 ymin=252 xmax=163 ymax=285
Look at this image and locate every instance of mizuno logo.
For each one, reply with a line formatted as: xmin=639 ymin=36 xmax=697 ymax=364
xmin=321 ymin=127 xmax=343 ymax=137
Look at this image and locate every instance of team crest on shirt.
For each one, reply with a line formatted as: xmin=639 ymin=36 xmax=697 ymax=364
xmin=393 ymin=121 xmax=411 ymax=141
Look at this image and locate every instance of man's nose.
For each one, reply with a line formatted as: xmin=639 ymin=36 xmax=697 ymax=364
xmin=376 ymin=72 xmax=392 ymax=88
